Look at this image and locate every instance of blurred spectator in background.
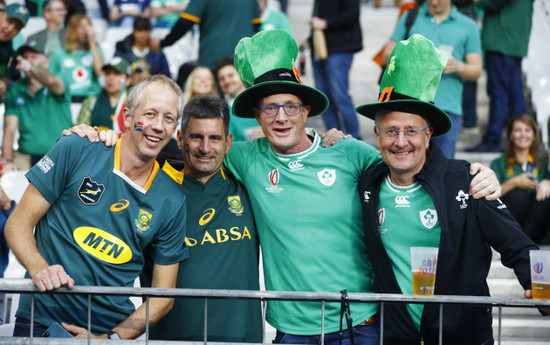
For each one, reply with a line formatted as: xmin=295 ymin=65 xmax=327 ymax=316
xmin=109 ymin=0 xmax=150 ymax=28
xmin=453 ymin=0 xmax=481 ymax=133
xmin=0 ymin=184 xmax=16 ymax=325
xmin=76 ymin=57 xmax=130 ymax=131
xmin=213 ymin=57 xmax=261 ymax=142
xmin=182 ymin=65 xmax=217 ymax=104
xmin=64 ymin=0 xmax=86 ymax=25
xmin=150 ymin=0 xmax=189 ymax=29
xmin=0 ymin=2 xmax=29 ymax=98
xmin=115 ymin=16 xmax=171 ymax=86
xmin=150 ymin=0 xmax=261 ymax=69
xmin=2 ymin=44 xmax=72 ymax=171
xmin=468 ymin=0 xmax=534 ymax=153
xmin=306 ymin=0 xmax=363 ymax=140
xmin=27 ymin=0 xmax=67 ymax=56
xmin=259 ymin=0 xmax=293 ymax=36
xmin=490 ymin=115 xmax=550 ymax=244
xmin=383 ymin=0 xmax=482 ymax=158
xmin=48 ymin=14 xmax=104 ymax=102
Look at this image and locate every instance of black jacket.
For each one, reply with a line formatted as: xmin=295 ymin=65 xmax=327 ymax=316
xmin=311 ymin=0 xmax=362 ymax=55
xmin=359 ymin=145 xmax=538 ymax=345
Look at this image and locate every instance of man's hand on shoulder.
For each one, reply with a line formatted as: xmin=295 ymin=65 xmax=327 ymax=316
xmin=469 ymin=163 xmax=501 ymax=200
xmin=32 ymin=264 xmax=74 ymax=292
xmin=320 ymin=128 xmax=352 ymax=148
xmin=62 ymin=124 xmax=121 ymax=147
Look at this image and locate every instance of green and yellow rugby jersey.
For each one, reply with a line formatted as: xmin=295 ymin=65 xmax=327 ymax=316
xmin=141 ymin=162 xmax=262 ymax=342
xmin=224 ymin=131 xmax=382 ymax=335
xmin=17 ymin=135 xmax=188 ymax=334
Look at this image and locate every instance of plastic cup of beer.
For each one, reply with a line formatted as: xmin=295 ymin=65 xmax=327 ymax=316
xmin=530 ymin=250 xmax=550 ymax=300
xmin=410 ymin=247 xmax=438 ymax=296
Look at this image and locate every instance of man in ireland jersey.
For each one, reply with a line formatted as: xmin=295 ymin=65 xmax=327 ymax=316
xmin=356 ymin=35 xmax=538 ymax=345
xmin=225 ymin=30 xmax=501 ymax=344
xmin=6 ymin=75 xmax=188 ymax=339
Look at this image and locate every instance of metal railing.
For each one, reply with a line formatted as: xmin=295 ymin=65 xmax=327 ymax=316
xmin=0 ymin=278 xmax=549 ymax=345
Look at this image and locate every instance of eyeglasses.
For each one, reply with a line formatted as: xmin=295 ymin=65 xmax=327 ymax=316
xmin=378 ymin=126 xmax=429 ymax=138
xmin=259 ymin=103 xmax=303 ymax=117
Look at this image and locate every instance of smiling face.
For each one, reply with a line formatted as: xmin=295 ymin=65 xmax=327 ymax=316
xmin=216 ymin=64 xmax=245 ymax=99
xmin=178 ymin=117 xmax=232 ymax=184
xmin=510 ymin=118 xmax=535 ymax=151
xmin=124 ymin=81 xmax=179 ymax=162
xmin=375 ymin=111 xmax=432 ymax=186
xmin=0 ymin=6 xmax=23 ymax=41
xmin=191 ymin=67 xmax=215 ymax=97
xmin=255 ymin=93 xmax=312 ymax=154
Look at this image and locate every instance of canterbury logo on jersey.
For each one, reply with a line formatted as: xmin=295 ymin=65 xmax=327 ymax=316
xmin=185 ymin=227 xmax=253 ymax=247
xmin=73 ymin=227 xmax=133 ymax=264
xmin=288 ymin=160 xmax=304 ymax=171
xmin=395 ymin=195 xmax=410 ymax=207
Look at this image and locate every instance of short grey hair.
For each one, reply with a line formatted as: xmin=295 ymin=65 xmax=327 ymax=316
xmin=126 ymin=75 xmax=184 ymax=125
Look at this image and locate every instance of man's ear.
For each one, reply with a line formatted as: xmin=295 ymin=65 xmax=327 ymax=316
xmin=177 ymin=129 xmax=184 ymax=151
xmin=122 ymin=107 xmax=132 ymax=131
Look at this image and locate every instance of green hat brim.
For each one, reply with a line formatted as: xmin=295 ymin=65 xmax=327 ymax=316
xmin=232 ymin=80 xmax=329 ymax=118
xmin=355 ymin=99 xmax=451 ymax=137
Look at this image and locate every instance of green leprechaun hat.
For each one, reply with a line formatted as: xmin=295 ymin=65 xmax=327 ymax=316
xmin=355 ymin=34 xmax=451 ymax=137
xmin=232 ymin=29 xmax=328 ymax=118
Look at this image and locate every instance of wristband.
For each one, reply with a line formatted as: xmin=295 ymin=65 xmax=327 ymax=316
xmin=108 ymin=331 xmax=120 ymax=339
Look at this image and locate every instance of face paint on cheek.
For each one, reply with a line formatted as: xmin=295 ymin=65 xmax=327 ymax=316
xmin=134 ymin=122 xmax=143 ymax=132
xmin=184 ymin=143 xmax=190 ymax=153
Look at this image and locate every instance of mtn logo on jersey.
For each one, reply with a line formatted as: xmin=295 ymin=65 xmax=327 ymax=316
xmin=288 ymin=160 xmax=304 ymax=171
xmin=266 ymin=168 xmax=283 ymax=193
xmin=317 ymin=169 xmax=336 ymax=187
xmin=395 ymin=195 xmax=410 ymax=208
xmin=455 ymin=190 xmax=469 ymax=209
xmin=377 ymin=208 xmax=387 ymax=234
xmin=228 ymin=195 xmax=244 ymax=215
xmin=78 ymin=177 xmax=105 ymax=205
xmin=420 ymin=209 xmax=438 ymax=229
xmin=135 ymin=209 xmax=152 ymax=233
xmin=74 ymin=226 xmax=132 ymax=264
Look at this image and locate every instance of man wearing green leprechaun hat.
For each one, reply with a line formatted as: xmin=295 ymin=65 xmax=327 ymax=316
xmin=356 ymin=34 xmax=539 ymax=345
xmin=224 ymin=29 xmax=502 ymax=344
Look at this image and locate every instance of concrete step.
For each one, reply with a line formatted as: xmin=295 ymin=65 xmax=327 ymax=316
xmin=492 ymin=316 xmax=550 ymax=338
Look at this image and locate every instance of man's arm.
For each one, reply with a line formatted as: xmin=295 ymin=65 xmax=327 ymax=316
xmin=5 ymin=184 xmax=75 ymax=291
xmin=17 ymin=56 xmax=65 ymax=96
xmin=2 ymin=115 xmax=18 ymax=171
xmin=443 ymin=52 xmax=482 ymax=81
xmin=150 ymin=17 xmax=194 ymax=51
xmin=63 ymin=262 xmax=179 ymax=339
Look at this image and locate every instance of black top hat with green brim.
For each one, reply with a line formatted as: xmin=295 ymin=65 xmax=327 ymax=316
xmin=355 ymin=34 xmax=451 ymax=137
xmin=232 ymin=29 xmax=329 ymax=119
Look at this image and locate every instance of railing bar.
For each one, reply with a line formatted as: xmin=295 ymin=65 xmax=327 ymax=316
xmin=380 ymin=302 xmax=384 ymax=345
xmin=30 ymin=293 xmax=34 ymax=345
xmin=261 ymin=299 xmax=267 ymax=345
xmin=438 ymin=303 xmax=443 ymax=345
xmin=321 ymin=300 xmax=325 ymax=345
xmin=146 ymin=295 xmax=150 ymax=345
xmin=203 ymin=297 xmax=208 ymax=345
xmin=87 ymin=294 xmax=91 ymax=345
xmin=497 ymin=305 xmax=502 ymax=345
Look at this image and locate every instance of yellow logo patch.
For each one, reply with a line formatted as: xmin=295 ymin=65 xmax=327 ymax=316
xmin=73 ymin=227 xmax=133 ymax=264
xmin=227 ymin=195 xmax=244 ymax=215
xmin=135 ymin=209 xmax=152 ymax=233
xmin=199 ymin=208 xmax=215 ymax=226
